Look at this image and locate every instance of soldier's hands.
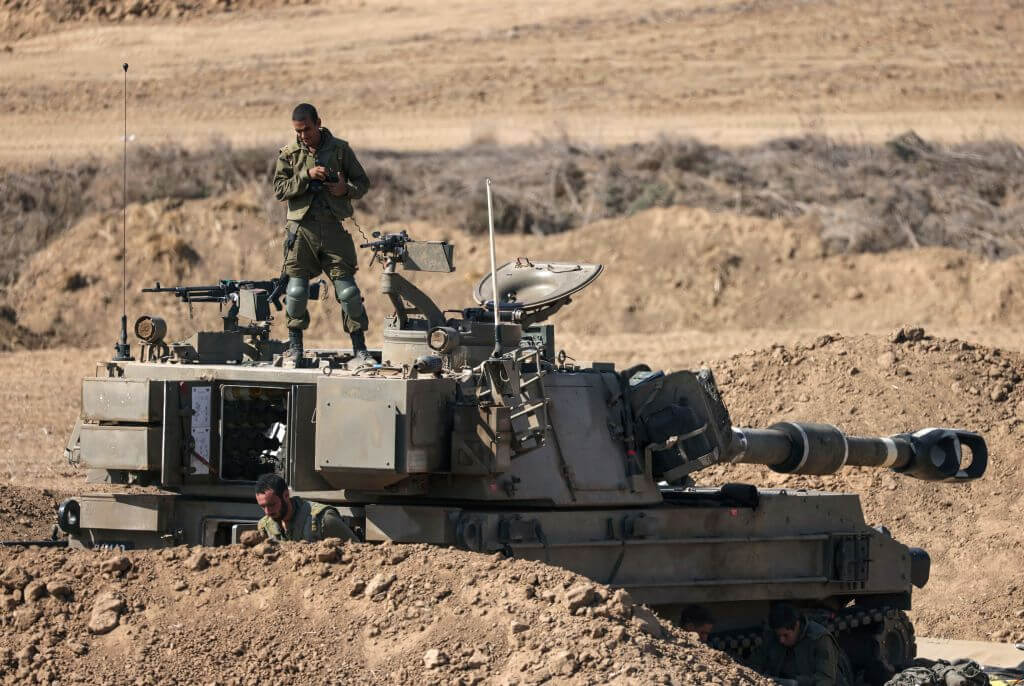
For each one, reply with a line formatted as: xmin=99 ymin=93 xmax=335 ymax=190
xmin=307 ymin=166 xmax=329 ymax=181
xmin=326 ymin=172 xmax=348 ymax=196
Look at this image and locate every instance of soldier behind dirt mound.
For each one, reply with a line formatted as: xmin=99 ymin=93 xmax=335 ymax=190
xmin=254 ymin=473 xmax=356 ymax=542
xmin=273 ymin=102 xmax=373 ymax=367
xmin=680 ymin=604 xmax=715 ymax=642
xmin=747 ymin=603 xmax=850 ymax=686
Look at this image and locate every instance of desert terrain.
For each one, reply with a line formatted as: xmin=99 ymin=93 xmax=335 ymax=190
xmin=1 ymin=0 xmax=1024 ymax=683
xmin=1 ymin=0 xmax=1023 ymax=158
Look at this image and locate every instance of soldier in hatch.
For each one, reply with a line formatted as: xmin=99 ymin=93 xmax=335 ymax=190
xmin=747 ymin=603 xmax=850 ymax=686
xmin=273 ymin=103 xmax=373 ymax=367
xmin=255 ymin=473 xmax=356 ymax=542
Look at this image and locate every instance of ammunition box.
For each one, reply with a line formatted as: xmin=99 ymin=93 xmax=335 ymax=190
xmin=82 ymin=378 xmax=163 ymax=423
xmin=80 ymin=424 xmax=161 ymax=471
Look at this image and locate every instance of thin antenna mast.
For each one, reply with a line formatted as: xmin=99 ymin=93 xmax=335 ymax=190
xmin=113 ymin=62 xmax=132 ymax=362
xmin=485 ymin=178 xmax=502 ymax=357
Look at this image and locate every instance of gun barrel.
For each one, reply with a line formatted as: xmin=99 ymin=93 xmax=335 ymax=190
xmin=359 ymin=231 xmax=410 ymax=251
xmin=728 ymin=422 xmax=987 ymax=482
xmin=142 ymin=285 xmax=226 ymax=293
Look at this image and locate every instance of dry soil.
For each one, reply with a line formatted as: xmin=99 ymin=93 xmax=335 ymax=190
xmin=0 ymin=0 xmax=1023 ymax=158
xmin=0 ymin=540 xmax=769 ymax=685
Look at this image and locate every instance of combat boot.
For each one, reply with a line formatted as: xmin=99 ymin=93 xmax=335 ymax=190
xmin=284 ymin=329 xmax=305 ymax=368
xmin=349 ymin=330 xmax=376 ymax=368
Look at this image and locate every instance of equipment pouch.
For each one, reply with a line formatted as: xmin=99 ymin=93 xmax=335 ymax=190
xmin=283 ymin=226 xmax=298 ymax=259
xmin=935 ymin=660 xmax=989 ymax=686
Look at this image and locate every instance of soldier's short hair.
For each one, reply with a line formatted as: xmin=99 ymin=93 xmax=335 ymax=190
xmin=292 ymin=103 xmax=319 ymax=123
xmin=255 ymin=473 xmax=288 ymax=498
xmin=680 ymin=604 xmax=714 ymax=628
xmin=768 ymin=602 xmax=801 ymax=631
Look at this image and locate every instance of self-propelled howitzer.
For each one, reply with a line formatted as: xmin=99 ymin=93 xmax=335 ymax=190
xmin=59 ymin=233 xmax=986 ymax=680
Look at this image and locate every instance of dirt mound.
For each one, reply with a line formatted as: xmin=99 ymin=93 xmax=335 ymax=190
xmin=0 ymin=143 xmax=271 ymax=287
xmin=366 ymin=134 xmax=1024 ymax=260
xmin=0 ymin=486 xmax=60 ymax=540
xmin=695 ymin=330 xmax=1024 ymax=641
xmin=9 ymin=194 xmax=1024 ymax=352
xmin=5 ymin=134 xmax=1023 ymax=290
xmin=0 ymin=541 xmax=767 ymax=685
xmin=0 ymin=0 xmax=313 ymax=40
xmin=5 ymin=192 xmax=288 ymax=348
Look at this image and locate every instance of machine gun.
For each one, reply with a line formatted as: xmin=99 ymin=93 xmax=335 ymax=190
xmin=137 ymin=278 xmax=321 ymax=363
xmin=360 ymin=230 xmax=412 ymax=267
xmin=144 ymin=278 xmax=287 ymax=313
xmin=143 ymin=278 xmax=321 ymax=327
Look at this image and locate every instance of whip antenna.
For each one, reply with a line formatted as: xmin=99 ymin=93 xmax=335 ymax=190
xmin=485 ymin=178 xmax=502 ymax=357
xmin=113 ymin=62 xmax=132 ymax=362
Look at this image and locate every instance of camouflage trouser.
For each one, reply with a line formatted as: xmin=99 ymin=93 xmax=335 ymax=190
xmin=283 ymin=214 xmax=369 ymax=334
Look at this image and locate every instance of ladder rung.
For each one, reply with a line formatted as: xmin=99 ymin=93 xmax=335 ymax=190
xmin=510 ymin=402 xmax=546 ymax=420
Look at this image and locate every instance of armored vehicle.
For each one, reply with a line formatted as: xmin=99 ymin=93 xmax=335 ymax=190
xmin=59 ymin=231 xmax=986 ymax=680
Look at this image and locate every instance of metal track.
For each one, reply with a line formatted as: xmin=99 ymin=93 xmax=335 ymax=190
xmin=708 ymin=605 xmax=899 ymax=655
xmin=0 ymin=540 xmax=68 ymax=548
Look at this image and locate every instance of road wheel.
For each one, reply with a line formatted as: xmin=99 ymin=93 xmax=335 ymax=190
xmin=877 ymin=610 xmax=916 ymax=672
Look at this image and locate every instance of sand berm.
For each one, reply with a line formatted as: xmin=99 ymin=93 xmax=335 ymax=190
xmin=0 ymin=538 xmax=769 ymax=685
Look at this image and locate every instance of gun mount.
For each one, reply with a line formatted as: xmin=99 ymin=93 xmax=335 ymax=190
xmin=61 ymin=232 xmax=987 ymax=682
xmin=137 ymin=277 xmax=320 ymax=364
xmin=614 ymin=367 xmax=987 ymax=486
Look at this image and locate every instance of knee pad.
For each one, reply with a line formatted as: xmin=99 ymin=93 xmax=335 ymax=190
xmin=286 ymin=277 xmax=310 ymax=319
xmin=333 ymin=278 xmax=365 ymax=319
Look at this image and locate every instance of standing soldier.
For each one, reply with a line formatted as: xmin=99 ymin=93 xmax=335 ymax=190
xmin=273 ymin=103 xmax=373 ymax=367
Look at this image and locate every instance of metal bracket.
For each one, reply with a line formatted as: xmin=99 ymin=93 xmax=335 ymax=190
xmin=455 ymin=513 xmax=487 ymax=552
xmin=64 ymin=418 xmax=83 ymax=465
xmin=498 ymin=516 xmax=542 ymax=544
xmin=497 ymin=515 xmax=549 ymax=562
xmin=831 ymin=533 xmax=871 ymax=585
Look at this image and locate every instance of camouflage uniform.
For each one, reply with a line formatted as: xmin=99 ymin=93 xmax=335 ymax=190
xmin=747 ymin=619 xmax=849 ymax=686
xmin=273 ymin=127 xmax=371 ymax=334
xmin=256 ymin=495 xmax=355 ymax=542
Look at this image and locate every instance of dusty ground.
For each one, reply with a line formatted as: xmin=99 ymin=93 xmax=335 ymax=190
xmin=0 ymin=485 xmax=62 ymax=541
xmin=2 ymin=0 xmax=1024 ymax=680
xmin=5 ymin=134 xmax=1023 ymax=301
xmin=0 ymin=541 xmax=768 ymax=685
xmin=0 ymin=0 xmax=1023 ymax=160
